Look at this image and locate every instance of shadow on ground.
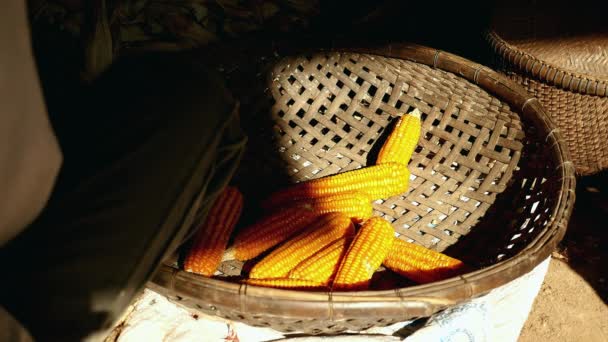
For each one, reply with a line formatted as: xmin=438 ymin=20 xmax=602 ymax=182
xmin=557 ymin=171 xmax=608 ymax=303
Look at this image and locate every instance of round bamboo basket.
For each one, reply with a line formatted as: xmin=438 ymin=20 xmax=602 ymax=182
xmin=148 ymin=43 xmax=575 ymax=334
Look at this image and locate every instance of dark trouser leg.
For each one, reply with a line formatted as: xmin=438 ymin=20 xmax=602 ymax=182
xmin=0 ymin=53 xmax=246 ymax=341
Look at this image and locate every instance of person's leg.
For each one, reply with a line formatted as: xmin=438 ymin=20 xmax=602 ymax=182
xmin=0 ymin=52 xmax=246 ymax=341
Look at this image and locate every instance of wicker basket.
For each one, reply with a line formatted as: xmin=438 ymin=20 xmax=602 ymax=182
xmin=486 ymin=1 xmax=608 ymax=175
xmin=148 ymin=44 xmax=575 ymax=334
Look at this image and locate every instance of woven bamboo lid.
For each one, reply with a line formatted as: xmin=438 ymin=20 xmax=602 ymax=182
xmin=490 ymin=0 xmax=608 ymax=94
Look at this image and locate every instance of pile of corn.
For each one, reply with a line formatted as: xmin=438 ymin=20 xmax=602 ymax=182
xmin=184 ymin=109 xmax=466 ymax=290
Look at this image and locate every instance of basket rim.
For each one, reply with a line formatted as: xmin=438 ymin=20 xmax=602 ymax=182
xmin=149 ymin=42 xmax=576 ymax=323
xmin=486 ymin=30 xmax=608 ymax=96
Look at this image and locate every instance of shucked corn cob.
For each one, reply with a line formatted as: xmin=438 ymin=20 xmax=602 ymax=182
xmin=249 ymin=213 xmax=355 ymax=279
xmin=288 ymin=235 xmax=353 ymax=283
xmin=293 ymin=191 xmax=372 ymax=223
xmin=245 ymin=278 xmax=328 ymax=290
xmin=333 ymin=217 xmax=395 ymax=291
xmin=228 ymin=206 xmax=317 ymax=261
xmin=228 ymin=192 xmax=371 ymax=261
xmin=184 ymin=186 xmax=243 ymax=276
xmin=262 ymin=162 xmax=410 ymax=210
xmin=377 ymin=109 xmax=422 ymax=165
xmin=383 ymin=237 xmax=466 ymax=284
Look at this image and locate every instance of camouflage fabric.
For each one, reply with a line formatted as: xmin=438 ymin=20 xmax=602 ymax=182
xmin=30 ymin=0 xmax=319 ymax=52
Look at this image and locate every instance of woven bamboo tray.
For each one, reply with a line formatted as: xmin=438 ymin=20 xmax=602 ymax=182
xmin=486 ymin=1 xmax=608 ymax=175
xmin=148 ymin=44 xmax=575 ymax=334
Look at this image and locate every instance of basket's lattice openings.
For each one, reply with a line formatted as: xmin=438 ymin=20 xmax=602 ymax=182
xmin=490 ymin=122 xmax=560 ymax=263
xmin=440 ymin=116 xmax=561 ymax=266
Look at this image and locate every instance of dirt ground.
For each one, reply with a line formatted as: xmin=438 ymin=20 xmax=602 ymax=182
xmin=520 ymin=258 xmax=608 ymax=341
xmin=520 ymin=172 xmax=608 ymax=342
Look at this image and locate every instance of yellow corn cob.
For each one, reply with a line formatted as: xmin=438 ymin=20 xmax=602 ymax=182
xmin=292 ymin=191 xmax=373 ymax=223
xmin=249 ymin=213 xmax=355 ymax=279
xmin=228 ymin=206 xmax=318 ymax=261
xmin=262 ymin=162 xmax=410 ymax=210
xmin=228 ymin=192 xmax=372 ymax=261
xmin=184 ymin=186 xmax=243 ymax=276
xmin=377 ymin=109 xmax=422 ymax=165
xmin=383 ymin=237 xmax=466 ymax=284
xmin=287 ymin=235 xmax=353 ymax=283
xmin=333 ymin=217 xmax=395 ymax=291
xmin=245 ymin=278 xmax=328 ymax=290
